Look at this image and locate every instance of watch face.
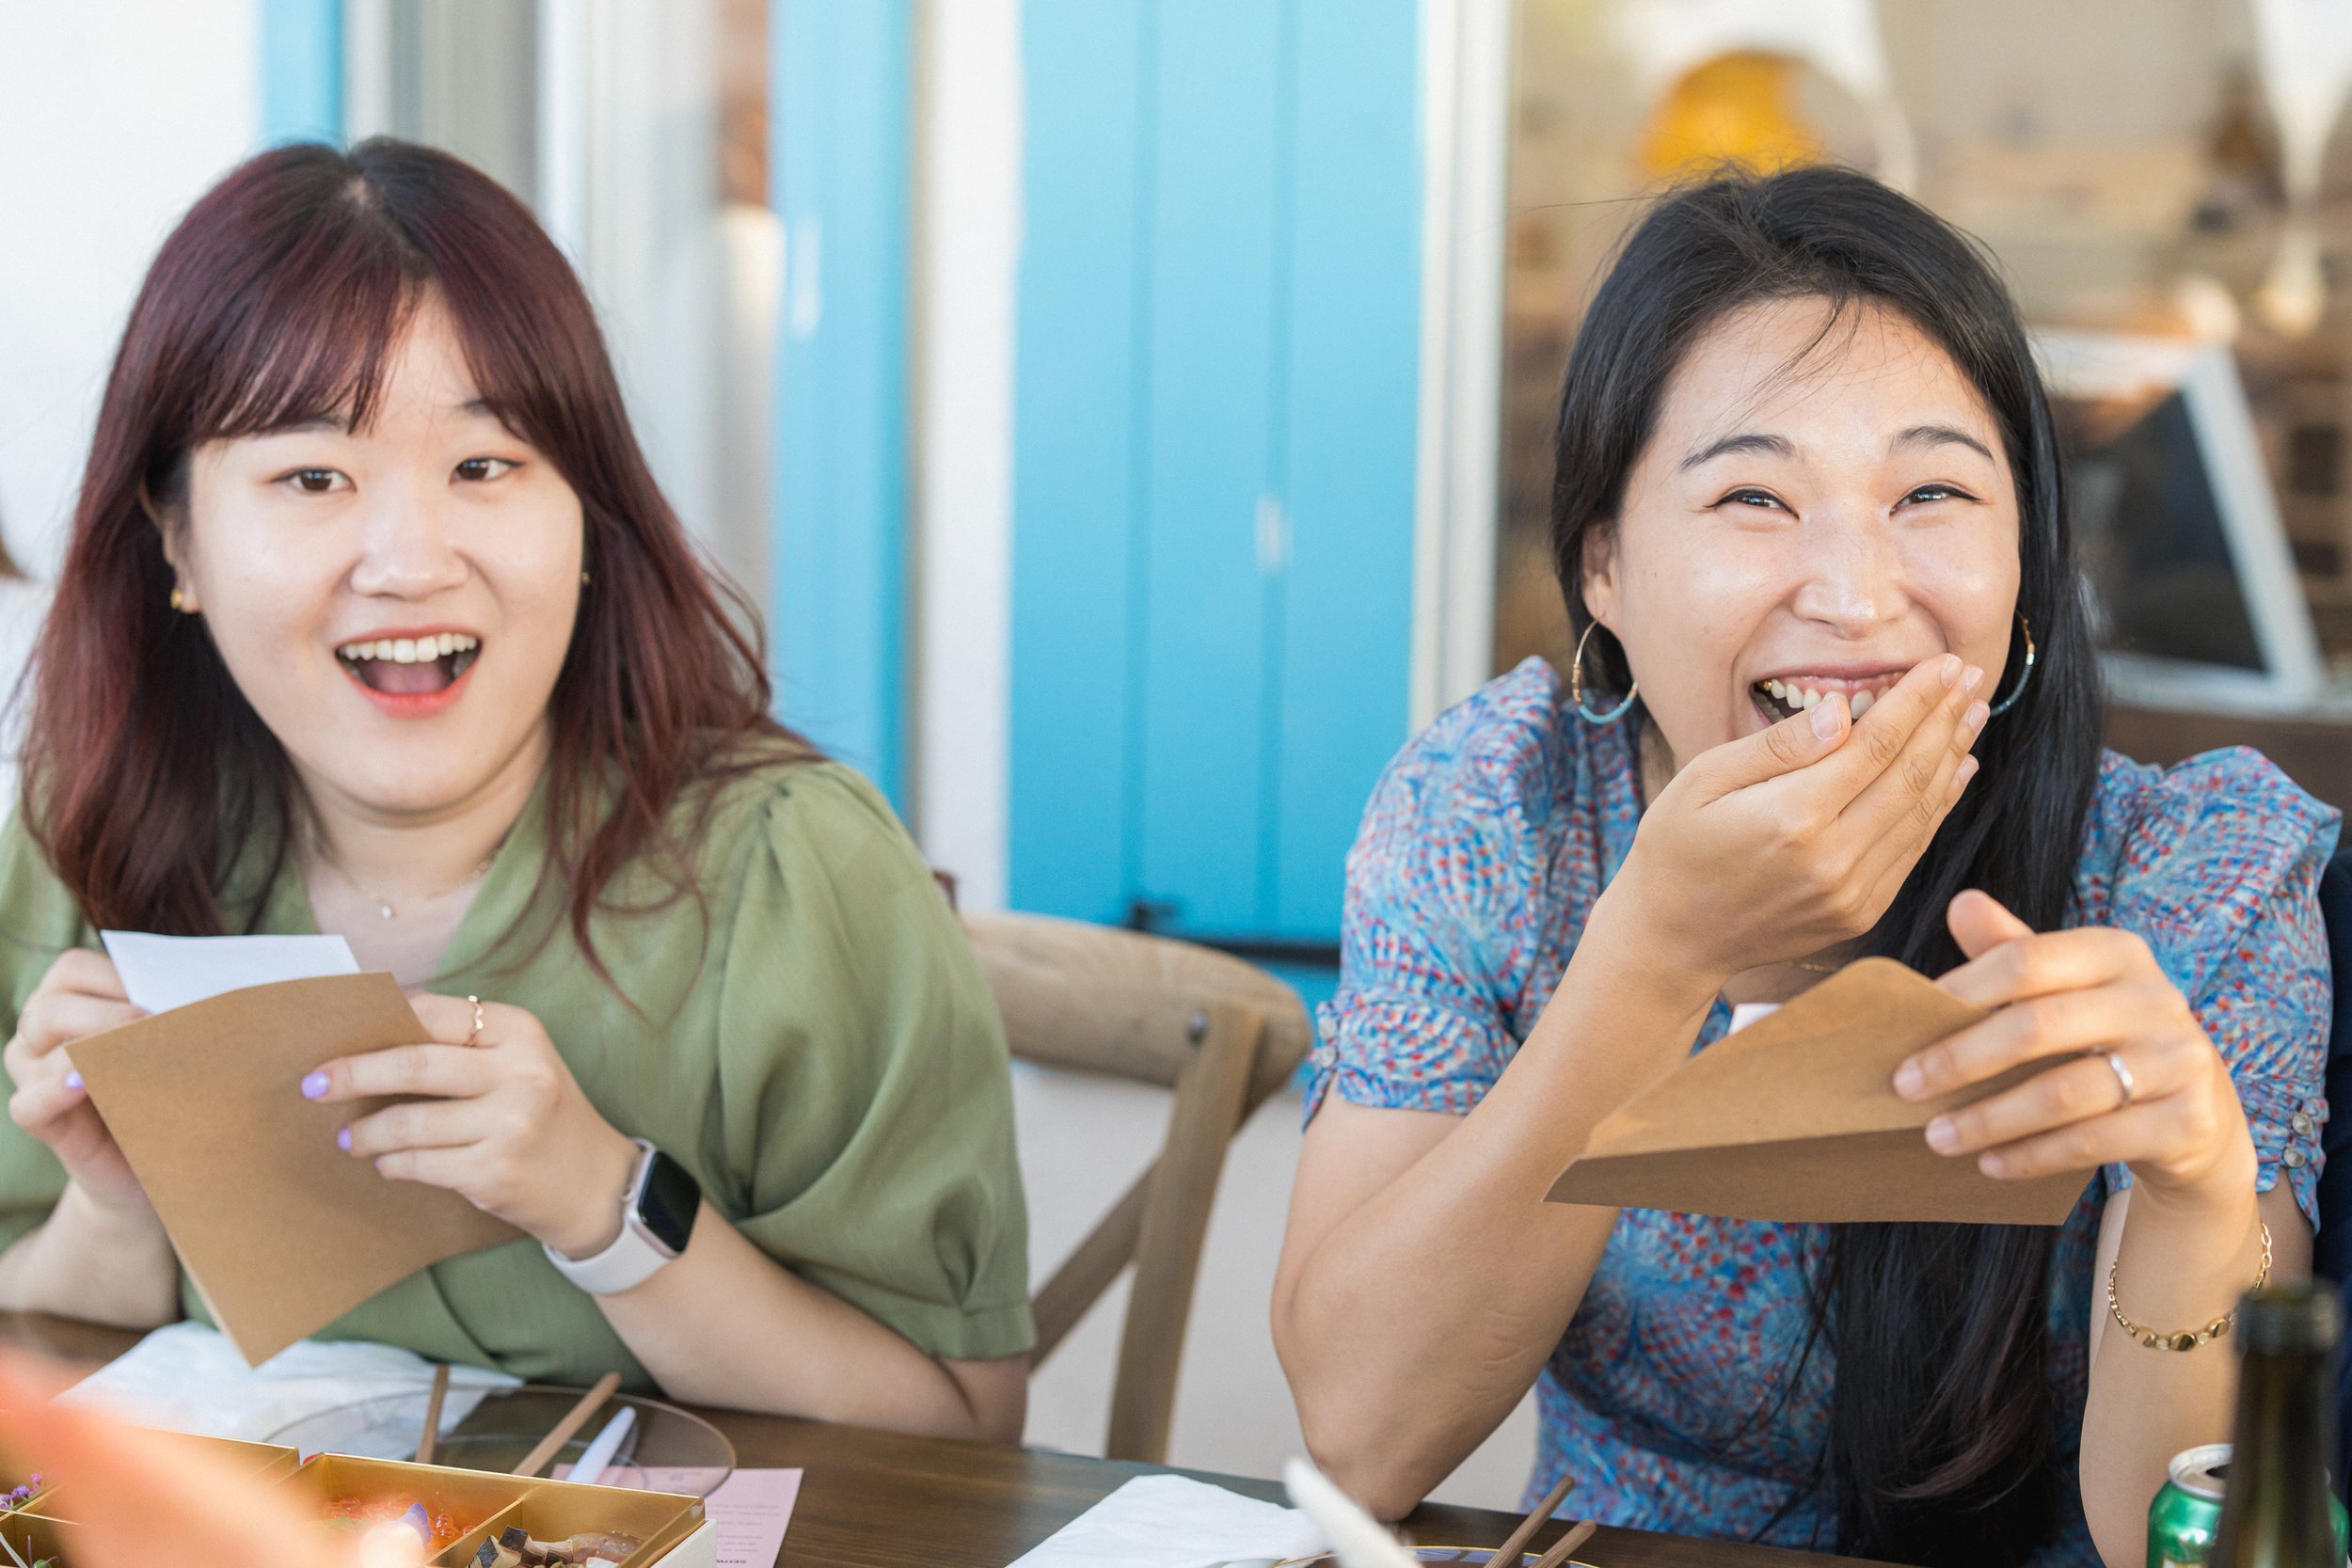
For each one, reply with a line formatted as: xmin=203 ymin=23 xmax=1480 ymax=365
xmin=637 ymin=1148 xmax=702 ymax=1256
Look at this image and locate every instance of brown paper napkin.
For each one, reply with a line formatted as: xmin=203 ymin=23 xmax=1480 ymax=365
xmin=73 ymin=973 xmax=519 ymax=1365
xmin=1548 ymin=958 xmax=2090 ymax=1225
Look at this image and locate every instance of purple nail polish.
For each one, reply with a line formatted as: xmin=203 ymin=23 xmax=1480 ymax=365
xmin=62 ymin=1071 xmax=82 ymax=1092
xmin=300 ymin=1070 xmax=330 ymax=1101
xmin=336 ymin=1126 xmax=352 ymax=1152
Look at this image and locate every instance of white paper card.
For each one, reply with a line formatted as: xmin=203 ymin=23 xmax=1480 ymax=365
xmin=100 ymin=931 xmax=360 ymax=1016
xmin=561 ymin=1466 xmax=803 ymax=1568
xmin=680 ymin=1469 xmax=802 ymax=1568
xmin=1005 ymin=1474 xmax=1324 ymax=1568
xmin=1727 ymin=1001 xmax=1782 ymax=1035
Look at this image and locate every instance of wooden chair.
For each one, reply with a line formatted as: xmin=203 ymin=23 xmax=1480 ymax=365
xmin=961 ymin=911 xmax=1313 ymax=1465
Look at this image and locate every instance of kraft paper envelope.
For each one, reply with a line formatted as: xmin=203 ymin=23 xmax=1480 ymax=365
xmin=1547 ymin=958 xmax=2090 ymax=1226
xmin=72 ymin=973 xmax=519 ymax=1366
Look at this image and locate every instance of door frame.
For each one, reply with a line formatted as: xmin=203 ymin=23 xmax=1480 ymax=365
xmin=1409 ymin=0 xmax=1511 ymax=732
xmin=913 ymin=0 xmax=1023 ymax=909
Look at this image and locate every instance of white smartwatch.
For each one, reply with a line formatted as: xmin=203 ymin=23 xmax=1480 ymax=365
xmin=542 ymin=1138 xmax=701 ymax=1296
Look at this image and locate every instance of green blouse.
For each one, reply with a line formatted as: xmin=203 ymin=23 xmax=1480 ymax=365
xmin=0 ymin=757 xmax=1033 ymax=1387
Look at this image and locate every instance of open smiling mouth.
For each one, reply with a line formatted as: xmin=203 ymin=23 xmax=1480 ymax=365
xmin=1752 ymin=675 xmax=1899 ymax=724
xmin=335 ymin=633 xmax=480 ymax=698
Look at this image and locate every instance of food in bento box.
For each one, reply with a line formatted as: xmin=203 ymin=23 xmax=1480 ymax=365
xmin=470 ymin=1524 xmax=644 ymax=1567
xmin=323 ymin=1496 xmax=465 ymax=1553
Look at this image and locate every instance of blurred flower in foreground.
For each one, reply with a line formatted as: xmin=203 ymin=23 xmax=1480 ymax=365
xmin=0 ymin=1351 xmax=421 ymax=1568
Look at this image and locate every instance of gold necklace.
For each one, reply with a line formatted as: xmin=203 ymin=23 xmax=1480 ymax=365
xmin=314 ymin=841 xmax=501 ymax=922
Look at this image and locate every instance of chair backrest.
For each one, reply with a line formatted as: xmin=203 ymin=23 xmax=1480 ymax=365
xmin=962 ymin=911 xmax=1311 ymax=1465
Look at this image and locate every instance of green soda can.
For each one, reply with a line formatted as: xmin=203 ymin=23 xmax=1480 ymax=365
xmin=2150 ymin=1445 xmax=2351 ymax=1568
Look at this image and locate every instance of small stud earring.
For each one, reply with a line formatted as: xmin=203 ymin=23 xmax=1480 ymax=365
xmin=168 ymin=586 xmax=192 ymax=613
xmin=580 ymin=569 xmax=592 ymax=586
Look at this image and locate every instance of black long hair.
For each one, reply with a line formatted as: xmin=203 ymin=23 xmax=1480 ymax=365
xmin=1549 ymin=166 xmax=2104 ymax=1567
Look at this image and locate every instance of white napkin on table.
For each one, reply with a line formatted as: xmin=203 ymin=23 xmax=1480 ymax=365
xmin=58 ymin=1321 xmax=517 ymax=1443
xmin=1006 ymin=1473 xmax=1327 ymax=1568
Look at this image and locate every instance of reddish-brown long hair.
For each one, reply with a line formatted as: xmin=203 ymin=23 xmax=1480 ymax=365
xmin=24 ymin=138 xmax=803 ymax=968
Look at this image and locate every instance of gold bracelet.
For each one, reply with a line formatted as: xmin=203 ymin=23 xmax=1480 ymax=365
xmin=2106 ymin=1221 xmax=2273 ymax=1351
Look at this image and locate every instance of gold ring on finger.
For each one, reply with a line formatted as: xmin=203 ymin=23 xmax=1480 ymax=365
xmin=2102 ymin=1051 xmax=2137 ymax=1110
xmin=464 ymin=995 xmax=485 ymax=1048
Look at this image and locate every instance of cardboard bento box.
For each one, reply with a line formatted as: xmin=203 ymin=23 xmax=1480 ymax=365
xmin=151 ymin=1431 xmax=303 ymax=1483
xmin=1 ymin=1441 xmax=713 ymax=1568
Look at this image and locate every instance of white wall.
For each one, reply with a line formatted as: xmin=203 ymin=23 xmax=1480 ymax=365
xmin=0 ymin=0 xmax=261 ymax=577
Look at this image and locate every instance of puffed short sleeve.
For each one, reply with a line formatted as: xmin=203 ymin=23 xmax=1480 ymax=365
xmin=704 ymin=766 xmax=1034 ymax=1360
xmin=2089 ymin=749 xmax=2339 ymax=1227
xmin=1309 ymin=663 xmax=1580 ymax=1121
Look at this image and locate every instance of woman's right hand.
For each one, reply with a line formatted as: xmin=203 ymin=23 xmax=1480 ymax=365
xmin=3 ymin=950 xmax=151 ymax=1215
xmin=1605 ymin=653 xmax=1988 ymax=984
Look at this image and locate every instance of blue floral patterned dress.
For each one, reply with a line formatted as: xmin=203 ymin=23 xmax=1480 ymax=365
xmin=1308 ymin=658 xmax=2340 ymax=1567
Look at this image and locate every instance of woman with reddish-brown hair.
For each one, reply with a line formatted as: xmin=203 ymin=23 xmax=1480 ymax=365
xmin=0 ymin=138 xmax=1031 ymax=1439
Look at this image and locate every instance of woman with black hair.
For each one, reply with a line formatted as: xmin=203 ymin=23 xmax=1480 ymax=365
xmin=1272 ymin=165 xmax=2336 ymax=1568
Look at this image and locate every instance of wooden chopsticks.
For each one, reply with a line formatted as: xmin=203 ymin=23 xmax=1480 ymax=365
xmin=1533 ymin=1517 xmax=1600 ymax=1568
xmin=1488 ymin=1471 xmax=1575 ymax=1565
xmin=1484 ymin=1471 xmax=1597 ymax=1568
xmin=511 ymin=1372 xmax=623 ymax=1478
xmin=414 ymin=1364 xmax=451 ymax=1465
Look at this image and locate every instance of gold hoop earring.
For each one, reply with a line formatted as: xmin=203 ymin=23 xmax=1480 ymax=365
xmin=1569 ymin=621 xmax=1639 ymax=724
xmin=1987 ymin=611 xmax=2035 ymax=718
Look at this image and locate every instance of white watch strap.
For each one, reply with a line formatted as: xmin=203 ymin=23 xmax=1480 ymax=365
xmin=542 ymin=1140 xmax=681 ymax=1296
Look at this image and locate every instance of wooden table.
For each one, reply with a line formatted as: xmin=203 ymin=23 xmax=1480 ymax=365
xmin=0 ymin=1312 xmax=1835 ymax=1568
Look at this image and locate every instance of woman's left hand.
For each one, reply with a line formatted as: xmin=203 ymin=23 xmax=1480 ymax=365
xmin=1892 ymin=890 xmax=2256 ymax=1210
xmin=303 ymin=995 xmax=641 ymax=1259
